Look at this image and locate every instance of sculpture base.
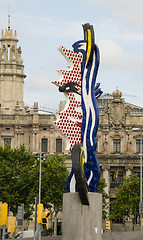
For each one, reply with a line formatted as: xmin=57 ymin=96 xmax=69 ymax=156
xmin=62 ymin=192 xmax=102 ymax=240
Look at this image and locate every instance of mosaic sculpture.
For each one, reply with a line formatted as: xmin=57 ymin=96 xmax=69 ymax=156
xmin=53 ymin=23 xmax=102 ymax=205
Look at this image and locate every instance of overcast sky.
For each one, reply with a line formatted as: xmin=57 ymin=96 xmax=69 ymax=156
xmin=0 ymin=0 xmax=143 ymax=111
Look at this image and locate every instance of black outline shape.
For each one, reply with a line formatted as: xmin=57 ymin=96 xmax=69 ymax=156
xmin=72 ymin=144 xmax=89 ymax=205
xmin=59 ymin=82 xmax=81 ymax=95
xmin=82 ymin=23 xmax=95 ymax=68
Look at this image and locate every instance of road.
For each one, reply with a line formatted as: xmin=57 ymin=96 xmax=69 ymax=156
xmin=22 ymin=231 xmax=143 ymax=240
xmin=102 ymin=231 xmax=143 ymax=240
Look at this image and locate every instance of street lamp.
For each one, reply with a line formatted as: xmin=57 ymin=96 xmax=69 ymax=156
xmin=132 ymin=127 xmax=143 ymax=231
xmin=35 ymin=153 xmax=42 ymax=240
xmin=36 ymin=153 xmax=45 ymax=240
xmin=38 ymin=153 xmax=42 ymax=240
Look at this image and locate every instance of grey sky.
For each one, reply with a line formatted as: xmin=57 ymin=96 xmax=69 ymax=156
xmin=0 ymin=0 xmax=143 ymax=111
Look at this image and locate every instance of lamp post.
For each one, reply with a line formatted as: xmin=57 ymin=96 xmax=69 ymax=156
xmin=39 ymin=152 xmax=42 ymax=204
xmin=35 ymin=152 xmax=46 ymax=240
xmin=140 ymin=130 xmax=142 ymax=230
xmin=37 ymin=152 xmax=46 ymax=240
xmin=38 ymin=152 xmax=42 ymax=240
xmin=132 ymin=128 xmax=142 ymax=231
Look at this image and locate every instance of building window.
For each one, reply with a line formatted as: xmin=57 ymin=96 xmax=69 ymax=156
xmin=96 ymin=139 xmax=98 ymax=152
xmin=134 ymin=172 xmax=143 ymax=178
xmin=110 ymin=171 xmax=123 ymax=188
xmin=134 ymin=172 xmax=140 ymax=178
xmin=8 ymin=45 xmax=10 ymax=61
xmin=113 ymin=139 xmax=120 ymax=153
xmin=56 ymin=138 xmax=62 ymax=153
xmin=136 ymin=139 xmax=143 ymax=153
xmin=4 ymin=138 xmax=11 ymax=147
xmin=41 ymin=138 xmax=48 ymax=152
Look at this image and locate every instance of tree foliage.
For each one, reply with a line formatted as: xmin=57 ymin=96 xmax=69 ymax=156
xmin=109 ymin=173 xmax=140 ymax=225
xmin=0 ymin=146 xmax=69 ymax=219
xmin=98 ymin=178 xmax=109 ymax=220
xmin=29 ymin=154 xmax=69 ymax=214
xmin=0 ymin=145 xmax=37 ymax=218
xmin=40 ymin=155 xmax=69 ymax=213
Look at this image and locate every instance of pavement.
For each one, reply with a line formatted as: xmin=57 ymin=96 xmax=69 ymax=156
xmin=102 ymin=231 xmax=143 ymax=240
xmin=20 ymin=237 xmax=62 ymax=240
xmin=21 ymin=231 xmax=143 ymax=240
xmin=41 ymin=237 xmax=62 ymax=240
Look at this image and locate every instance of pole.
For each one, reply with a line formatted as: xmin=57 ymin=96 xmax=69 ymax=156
xmin=34 ymin=197 xmax=38 ymax=240
xmin=132 ymin=127 xmax=143 ymax=230
xmin=38 ymin=153 xmax=41 ymax=240
xmin=2 ymin=225 xmax=6 ymax=240
xmin=39 ymin=153 xmax=41 ymax=204
xmin=140 ymin=130 xmax=142 ymax=231
xmin=21 ymin=204 xmax=24 ymax=240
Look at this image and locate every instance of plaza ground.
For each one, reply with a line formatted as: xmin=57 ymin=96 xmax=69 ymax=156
xmin=22 ymin=231 xmax=143 ymax=240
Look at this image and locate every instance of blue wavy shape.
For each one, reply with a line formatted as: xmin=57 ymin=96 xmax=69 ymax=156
xmin=66 ymin=24 xmax=102 ymax=193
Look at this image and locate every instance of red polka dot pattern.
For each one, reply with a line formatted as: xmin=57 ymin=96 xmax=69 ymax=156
xmin=54 ymin=46 xmax=82 ymax=150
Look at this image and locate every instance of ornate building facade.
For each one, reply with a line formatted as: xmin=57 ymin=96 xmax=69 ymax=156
xmin=0 ymin=26 xmax=68 ymax=156
xmin=97 ymin=90 xmax=143 ymax=202
xmin=0 ymin=25 xmax=143 ymax=207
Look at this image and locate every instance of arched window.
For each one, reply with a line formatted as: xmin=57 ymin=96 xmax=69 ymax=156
xmin=56 ymin=138 xmax=62 ymax=153
xmin=4 ymin=138 xmax=11 ymax=147
xmin=113 ymin=139 xmax=120 ymax=153
xmin=110 ymin=171 xmax=123 ymax=188
xmin=41 ymin=138 xmax=48 ymax=152
xmin=136 ymin=139 xmax=143 ymax=153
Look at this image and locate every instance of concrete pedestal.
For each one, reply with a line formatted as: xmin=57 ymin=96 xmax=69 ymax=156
xmin=62 ymin=192 xmax=102 ymax=240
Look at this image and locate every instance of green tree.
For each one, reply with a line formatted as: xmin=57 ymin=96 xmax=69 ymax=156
xmin=36 ymin=155 xmax=68 ymax=235
xmin=40 ymin=155 xmax=69 ymax=212
xmin=0 ymin=145 xmax=37 ymax=219
xmin=109 ymin=173 xmax=140 ymax=229
xmin=98 ymin=178 xmax=109 ymax=220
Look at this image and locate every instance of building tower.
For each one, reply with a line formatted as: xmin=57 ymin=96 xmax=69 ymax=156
xmin=0 ymin=16 xmax=26 ymax=114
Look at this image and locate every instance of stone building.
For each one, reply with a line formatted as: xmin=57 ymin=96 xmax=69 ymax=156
xmin=61 ymin=89 xmax=143 ymax=204
xmin=97 ymin=90 xmax=143 ymax=203
xmin=0 ymin=24 xmax=143 ymax=214
xmin=0 ymin=26 xmax=68 ymax=156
